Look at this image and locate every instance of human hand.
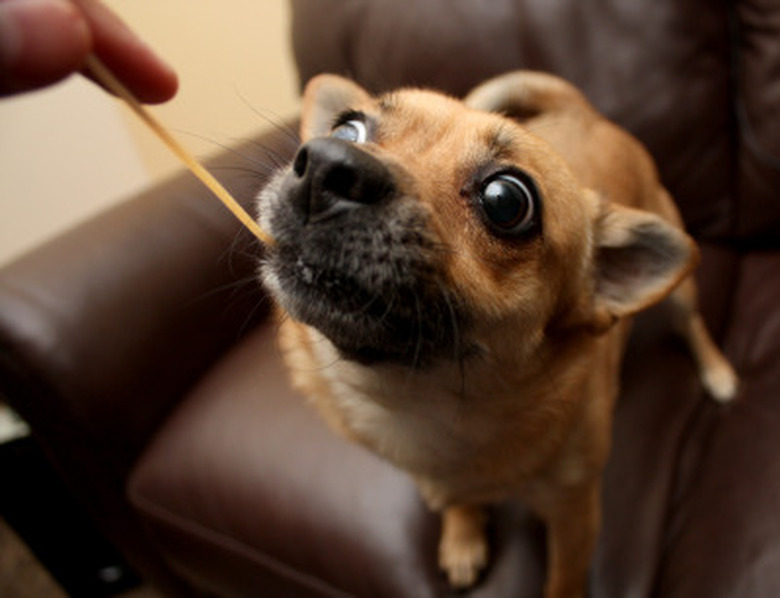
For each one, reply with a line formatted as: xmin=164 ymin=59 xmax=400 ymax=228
xmin=0 ymin=0 xmax=177 ymax=102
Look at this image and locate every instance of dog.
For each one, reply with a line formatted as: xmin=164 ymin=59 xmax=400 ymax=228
xmin=257 ymin=71 xmax=738 ymax=597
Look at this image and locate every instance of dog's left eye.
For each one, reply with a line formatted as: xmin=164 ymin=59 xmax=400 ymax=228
xmin=331 ymin=119 xmax=369 ymax=144
xmin=478 ymin=173 xmax=540 ymax=235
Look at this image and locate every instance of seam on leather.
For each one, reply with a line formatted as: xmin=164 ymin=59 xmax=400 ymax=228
xmin=650 ymin=248 xmax=745 ymax=597
xmin=129 ymin=489 xmax=357 ymax=598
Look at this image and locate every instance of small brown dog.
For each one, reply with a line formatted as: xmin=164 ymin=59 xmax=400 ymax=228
xmin=257 ymin=71 xmax=737 ymax=597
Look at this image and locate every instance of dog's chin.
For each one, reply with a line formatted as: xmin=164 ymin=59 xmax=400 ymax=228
xmin=282 ymin=292 xmax=428 ymax=365
xmin=264 ymin=256 xmax=466 ymax=367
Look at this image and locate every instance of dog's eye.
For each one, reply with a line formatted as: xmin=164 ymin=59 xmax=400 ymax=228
xmin=478 ymin=173 xmax=539 ymax=235
xmin=331 ymin=119 xmax=368 ymax=144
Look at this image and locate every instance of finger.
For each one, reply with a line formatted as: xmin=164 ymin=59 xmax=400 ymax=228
xmin=0 ymin=0 xmax=91 ymax=96
xmin=73 ymin=0 xmax=178 ymax=103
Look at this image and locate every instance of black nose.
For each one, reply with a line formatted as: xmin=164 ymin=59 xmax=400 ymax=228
xmin=289 ymin=138 xmax=395 ymax=223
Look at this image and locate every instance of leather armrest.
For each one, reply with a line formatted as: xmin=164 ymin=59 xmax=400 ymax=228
xmin=0 ymin=121 xmax=298 ymax=591
xmin=0 ymin=122 xmax=298 ymax=472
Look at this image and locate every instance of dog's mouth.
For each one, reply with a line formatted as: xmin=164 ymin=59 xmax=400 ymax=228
xmin=261 ymin=190 xmax=466 ymax=366
xmin=263 ymin=220 xmax=466 ymax=366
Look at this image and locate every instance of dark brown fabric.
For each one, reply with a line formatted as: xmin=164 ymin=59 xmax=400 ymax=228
xmin=655 ymin=251 xmax=780 ymax=597
xmin=734 ymin=0 xmax=780 ymax=242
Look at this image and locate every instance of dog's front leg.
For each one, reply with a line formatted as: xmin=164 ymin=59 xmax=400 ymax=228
xmin=438 ymin=504 xmax=489 ymax=589
xmin=538 ymin=481 xmax=600 ymax=598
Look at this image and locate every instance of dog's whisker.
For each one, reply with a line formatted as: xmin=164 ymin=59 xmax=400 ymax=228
xmin=411 ymin=291 xmax=426 ymax=370
xmin=236 ymin=295 xmax=274 ymax=339
xmin=231 ymin=85 xmax=302 ymax=146
xmin=439 ymin=282 xmax=463 ymax=362
xmin=247 ymin=139 xmax=300 ymax=172
xmin=169 ymin=129 xmax=285 ymax=175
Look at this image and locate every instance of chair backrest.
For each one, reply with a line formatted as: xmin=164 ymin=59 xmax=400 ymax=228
xmin=290 ymin=0 xmax=780 ymax=246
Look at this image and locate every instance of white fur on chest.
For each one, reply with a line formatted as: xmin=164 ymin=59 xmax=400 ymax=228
xmin=309 ymin=330 xmax=477 ymax=472
xmin=297 ymin=327 xmax=572 ymax=507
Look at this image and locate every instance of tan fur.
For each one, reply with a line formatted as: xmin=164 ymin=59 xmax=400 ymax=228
xmin=263 ymin=71 xmax=738 ymax=597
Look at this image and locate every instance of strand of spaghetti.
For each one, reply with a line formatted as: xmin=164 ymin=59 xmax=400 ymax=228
xmin=84 ymin=54 xmax=274 ymax=246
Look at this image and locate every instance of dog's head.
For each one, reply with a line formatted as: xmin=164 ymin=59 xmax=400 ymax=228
xmin=259 ymin=73 xmax=696 ymax=367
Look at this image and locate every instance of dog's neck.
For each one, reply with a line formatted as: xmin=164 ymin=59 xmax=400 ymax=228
xmin=307 ymin=315 xmax=607 ymax=411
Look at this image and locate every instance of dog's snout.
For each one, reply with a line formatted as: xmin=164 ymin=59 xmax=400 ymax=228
xmin=290 ymin=138 xmax=394 ymax=222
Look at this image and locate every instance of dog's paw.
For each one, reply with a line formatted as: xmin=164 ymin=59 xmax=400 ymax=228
xmin=439 ymin=527 xmax=488 ymax=589
xmin=702 ymin=361 xmax=738 ymax=403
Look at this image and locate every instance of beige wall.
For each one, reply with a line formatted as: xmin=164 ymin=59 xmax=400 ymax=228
xmin=0 ymin=0 xmax=300 ymax=265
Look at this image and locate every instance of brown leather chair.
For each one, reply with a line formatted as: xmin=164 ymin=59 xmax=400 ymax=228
xmin=2 ymin=1 xmax=780 ymax=596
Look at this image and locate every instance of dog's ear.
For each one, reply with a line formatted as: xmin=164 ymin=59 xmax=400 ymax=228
xmin=464 ymin=70 xmax=589 ymax=120
xmin=300 ymin=74 xmax=372 ymax=141
xmin=589 ymin=198 xmax=698 ymax=328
